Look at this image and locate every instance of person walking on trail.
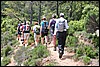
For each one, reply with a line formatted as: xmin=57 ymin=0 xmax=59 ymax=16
xmin=17 ymin=22 xmax=21 ymax=41
xmin=54 ymin=13 xmax=69 ymax=58
xmin=20 ymin=23 xmax=24 ymax=42
xmin=32 ymin=22 xmax=40 ymax=47
xmin=23 ymin=21 xmax=31 ymax=46
xmin=48 ymin=14 xmax=57 ymax=51
xmin=40 ymin=16 xmax=49 ymax=47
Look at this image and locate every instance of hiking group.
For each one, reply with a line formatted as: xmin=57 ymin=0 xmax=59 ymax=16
xmin=17 ymin=13 xmax=69 ymax=59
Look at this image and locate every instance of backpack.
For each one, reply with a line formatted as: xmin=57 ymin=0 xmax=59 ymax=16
xmin=20 ymin=25 xmax=23 ymax=32
xmin=35 ymin=26 xmax=40 ymax=35
xmin=18 ymin=24 xmax=21 ymax=31
xmin=58 ymin=20 xmax=65 ymax=32
xmin=24 ymin=24 xmax=30 ymax=32
xmin=50 ymin=19 xmax=56 ymax=33
xmin=43 ymin=22 xmax=48 ymax=34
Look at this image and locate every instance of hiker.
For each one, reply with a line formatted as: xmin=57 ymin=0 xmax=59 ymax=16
xmin=20 ymin=23 xmax=24 ymax=42
xmin=40 ymin=16 xmax=49 ymax=47
xmin=23 ymin=21 xmax=31 ymax=46
xmin=32 ymin=22 xmax=40 ymax=46
xmin=48 ymin=14 xmax=57 ymax=51
xmin=17 ymin=22 xmax=22 ymax=41
xmin=54 ymin=13 xmax=69 ymax=58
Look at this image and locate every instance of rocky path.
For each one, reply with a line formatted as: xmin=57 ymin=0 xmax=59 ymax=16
xmin=6 ymin=38 xmax=99 ymax=66
xmin=45 ymin=44 xmax=85 ymax=66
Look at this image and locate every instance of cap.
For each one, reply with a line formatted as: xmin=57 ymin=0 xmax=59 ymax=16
xmin=42 ymin=16 xmax=46 ymax=20
xmin=60 ymin=13 xmax=64 ymax=17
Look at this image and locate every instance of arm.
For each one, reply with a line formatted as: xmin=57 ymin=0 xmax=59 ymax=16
xmin=48 ymin=19 xmax=52 ymax=29
xmin=54 ymin=19 xmax=58 ymax=36
xmin=65 ymin=20 xmax=69 ymax=29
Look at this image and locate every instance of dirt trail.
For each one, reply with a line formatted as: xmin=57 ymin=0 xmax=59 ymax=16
xmin=46 ymin=44 xmax=85 ymax=66
xmin=6 ymin=38 xmax=99 ymax=66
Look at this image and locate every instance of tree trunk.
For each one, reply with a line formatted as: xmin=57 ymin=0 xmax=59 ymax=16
xmin=57 ymin=1 xmax=59 ymax=18
xmin=30 ymin=1 xmax=33 ymax=24
xmin=38 ymin=1 xmax=41 ymax=24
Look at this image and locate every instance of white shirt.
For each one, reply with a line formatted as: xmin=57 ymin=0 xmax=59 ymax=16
xmin=54 ymin=17 xmax=69 ymax=35
xmin=96 ymin=29 xmax=99 ymax=37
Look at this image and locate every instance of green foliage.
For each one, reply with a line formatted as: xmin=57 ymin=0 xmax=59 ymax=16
xmin=1 ymin=1 xmax=99 ymax=66
xmin=14 ymin=45 xmax=50 ymax=66
xmin=68 ymin=20 xmax=85 ymax=35
xmin=1 ymin=45 xmax=12 ymax=57
xmin=1 ymin=56 xmax=10 ymax=66
xmin=92 ymin=36 xmax=99 ymax=48
xmin=82 ymin=56 xmax=91 ymax=65
xmin=82 ymin=4 xmax=99 ymax=33
xmin=66 ymin=35 xmax=78 ymax=47
xmin=32 ymin=45 xmax=50 ymax=59
xmin=76 ymin=45 xmax=84 ymax=57
xmin=84 ymin=45 xmax=98 ymax=58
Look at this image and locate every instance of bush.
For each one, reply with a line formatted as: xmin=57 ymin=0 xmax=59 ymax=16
xmin=14 ymin=45 xmax=50 ymax=66
xmin=82 ymin=56 xmax=91 ymax=65
xmin=84 ymin=45 xmax=98 ymax=58
xmin=92 ymin=36 xmax=99 ymax=48
xmin=66 ymin=35 xmax=78 ymax=47
xmin=1 ymin=56 xmax=10 ymax=66
xmin=1 ymin=45 xmax=12 ymax=57
xmin=32 ymin=45 xmax=50 ymax=59
xmin=68 ymin=20 xmax=85 ymax=35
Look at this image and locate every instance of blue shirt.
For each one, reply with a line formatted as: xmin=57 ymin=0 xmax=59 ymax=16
xmin=40 ymin=20 xmax=49 ymax=29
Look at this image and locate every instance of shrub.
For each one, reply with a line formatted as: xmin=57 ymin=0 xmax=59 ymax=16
xmin=2 ymin=45 xmax=12 ymax=57
xmin=68 ymin=20 xmax=85 ymax=35
xmin=32 ymin=45 xmax=50 ymax=59
xmin=82 ymin=56 xmax=91 ymax=65
xmin=84 ymin=45 xmax=98 ymax=58
xmin=66 ymin=35 xmax=78 ymax=47
xmin=92 ymin=36 xmax=99 ymax=48
xmin=1 ymin=56 xmax=10 ymax=66
xmin=14 ymin=45 xmax=50 ymax=66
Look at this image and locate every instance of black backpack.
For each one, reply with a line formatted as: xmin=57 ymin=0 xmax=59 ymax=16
xmin=50 ymin=19 xmax=56 ymax=33
xmin=43 ymin=22 xmax=48 ymax=34
xmin=35 ymin=26 xmax=40 ymax=35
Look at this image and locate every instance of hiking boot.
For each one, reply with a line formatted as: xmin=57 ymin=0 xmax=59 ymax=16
xmin=59 ymin=50 xmax=63 ymax=58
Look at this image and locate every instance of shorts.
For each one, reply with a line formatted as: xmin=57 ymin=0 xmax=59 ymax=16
xmin=18 ymin=31 xmax=21 ymax=35
xmin=24 ymin=33 xmax=30 ymax=40
xmin=34 ymin=33 xmax=40 ymax=41
xmin=50 ymin=29 xmax=54 ymax=37
xmin=41 ymin=31 xmax=48 ymax=37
